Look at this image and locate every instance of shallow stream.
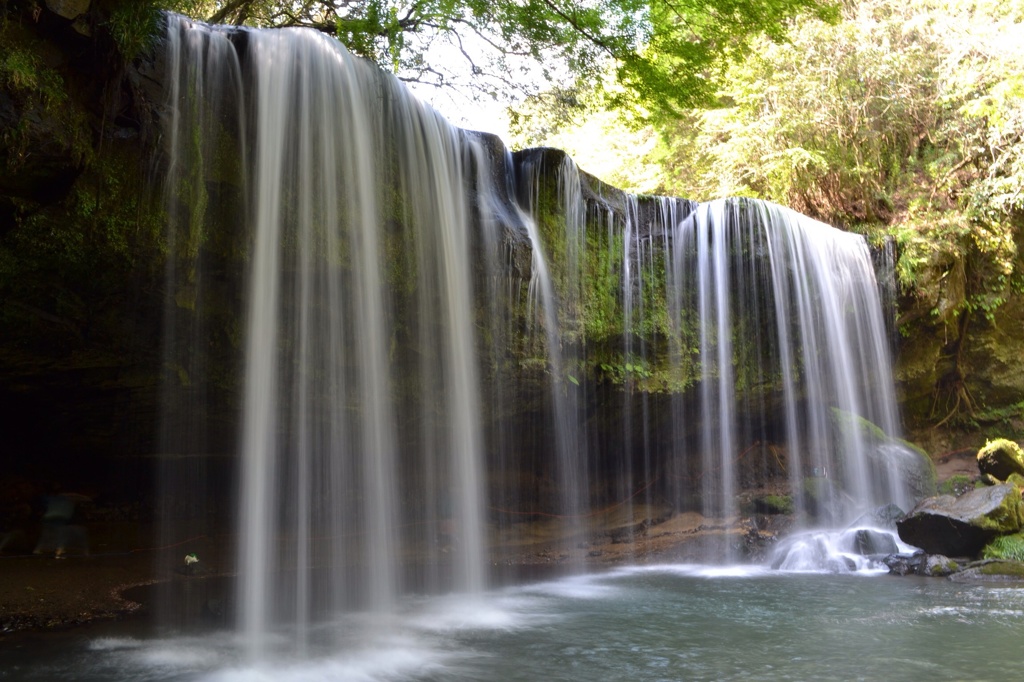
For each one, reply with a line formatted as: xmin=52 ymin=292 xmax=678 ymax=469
xmin=2 ymin=565 xmax=1021 ymax=681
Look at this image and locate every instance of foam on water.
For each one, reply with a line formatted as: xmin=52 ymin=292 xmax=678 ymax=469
xmin=770 ymin=526 xmax=916 ymax=574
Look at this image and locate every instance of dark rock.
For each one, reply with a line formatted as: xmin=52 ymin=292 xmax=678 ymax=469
xmin=850 ymin=503 xmax=906 ymax=531
xmin=883 ymin=551 xmax=926 ymax=575
xmin=977 ymin=439 xmax=1024 ymax=482
xmin=852 ymin=529 xmax=899 ymax=556
xmin=45 ymin=0 xmax=90 ymax=20
xmin=883 ymin=552 xmax=959 ymax=576
xmin=896 ymin=484 xmax=1024 ymax=556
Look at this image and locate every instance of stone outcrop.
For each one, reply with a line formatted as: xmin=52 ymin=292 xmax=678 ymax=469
xmin=45 ymin=0 xmax=91 ymax=19
xmin=977 ymin=438 xmax=1024 ymax=481
xmin=883 ymin=552 xmax=960 ymax=577
xmin=852 ymin=528 xmax=898 ymax=556
xmin=896 ymin=483 xmax=1024 ymax=556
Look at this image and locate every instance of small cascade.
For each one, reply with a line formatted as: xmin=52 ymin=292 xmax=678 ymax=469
xmin=659 ymin=200 xmax=911 ymax=525
xmin=770 ymin=526 xmax=915 ymax=573
xmin=514 ymin=153 xmax=590 ymax=561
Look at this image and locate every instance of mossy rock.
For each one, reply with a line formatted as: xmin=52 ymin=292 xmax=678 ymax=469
xmin=977 ymin=438 xmax=1024 ymax=482
xmin=922 ymin=555 xmax=959 ymax=577
xmin=828 ymin=408 xmax=937 ymax=501
xmin=897 ymin=484 xmax=1024 ymax=556
xmin=752 ymin=494 xmax=794 ymax=515
xmin=949 ymin=559 xmax=1024 ymax=582
xmin=978 ymin=560 xmax=1024 ymax=578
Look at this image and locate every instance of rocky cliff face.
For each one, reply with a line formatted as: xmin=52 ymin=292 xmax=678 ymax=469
xmin=895 ymin=224 xmax=1024 ymax=454
xmin=0 ymin=2 xmax=166 ymax=505
xmin=0 ymin=2 xmax=1017 ymax=522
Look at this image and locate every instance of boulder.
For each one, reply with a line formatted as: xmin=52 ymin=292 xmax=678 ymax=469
xmin=45 ymin=0 xmax=90 ymax=20
xmin=828 ymin=409 xmax=937 ymax=503
xmin=896 ymin=484 xmax=1024 ymax=556
xmin=883 ymin=552 xmax=959 ymax=576
xmin=883 ymin=551 xmax=925 ymax=576
xmin=870 ymin=440 xmax=937 ymax=501
xmin=850 ymin=503 xmax=906 ymax=531
xmin=852 ymin=528 xmax=899 ymax=556
xmin=921 ymin=554 xmax=959 ymax=577
xmin=977 ymin=438 xmax=1024 ymax=482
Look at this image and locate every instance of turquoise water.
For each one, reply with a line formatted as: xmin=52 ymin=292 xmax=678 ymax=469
xmin=3 ymin=565 xmax=1021 ymax=681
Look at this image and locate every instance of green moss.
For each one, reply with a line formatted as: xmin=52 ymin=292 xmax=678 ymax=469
xmin=972 ymin=487 xmax=1024 ymax=534
xmin=977 ymin=438 xmax=1024 ymax=481
xmin=106 ymin=1 xmax=162 ymax=62
xmin=978 ymin=560 xmax=1024 ymax=578
xmin=757 ymin=494 xmax=794 ymax=515
xmin=982 ymin=533 xmax=1024 ymax=562
xmin=938 ymin=473 xmax=975 ymax=496
xmin=829 ymin=407 xmax=888 ymax=443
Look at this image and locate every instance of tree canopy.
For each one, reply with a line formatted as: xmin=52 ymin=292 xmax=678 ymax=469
xmin=163 ymin=0 xmax=837 ymax=119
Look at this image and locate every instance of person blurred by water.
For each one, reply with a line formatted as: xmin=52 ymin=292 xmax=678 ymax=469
xmin=33 ymin=489 xmax=90 ymax=558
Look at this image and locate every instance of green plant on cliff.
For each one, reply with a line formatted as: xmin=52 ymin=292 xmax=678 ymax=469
xmin=1 ymin=45 xmax=65 ymax=106
xmin=107 ymin=1 xmax=164 ymax=61
xmin=982 ymin=533 xmax=1024 ymax=563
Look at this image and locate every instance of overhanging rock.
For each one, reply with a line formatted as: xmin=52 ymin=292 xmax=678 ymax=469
xmin=896 ymin=484 xmax=1024 ymax=556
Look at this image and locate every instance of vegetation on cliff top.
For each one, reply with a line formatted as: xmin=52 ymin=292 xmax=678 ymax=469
xmin=523 ymin=0 xmax=1024 ymax=431
xmin=158 ymin=0 xmax=837 ymax=121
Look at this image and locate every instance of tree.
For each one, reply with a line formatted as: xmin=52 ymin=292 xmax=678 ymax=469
xmin=163 ymin=0 xmax=838 ymax=120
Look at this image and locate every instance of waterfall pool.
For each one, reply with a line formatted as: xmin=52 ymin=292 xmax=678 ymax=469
xmin=3 ymin=565 xmax=1020 ymax=681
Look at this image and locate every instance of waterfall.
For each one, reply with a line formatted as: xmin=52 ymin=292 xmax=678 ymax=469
xmin=662 ymin=199 xmax=910 ymax=522
xmin=157 ymin=13 xmax=919 ymax=654
xmin=162 ymin=15 xmax=488 ymax=652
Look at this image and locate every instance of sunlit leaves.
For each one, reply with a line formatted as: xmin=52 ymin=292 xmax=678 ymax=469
xmin=162 ymin=0 xmax=837 ymax=120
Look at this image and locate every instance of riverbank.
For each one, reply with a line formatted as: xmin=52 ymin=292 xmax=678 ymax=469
xmin=0 ymin=523 xmax=230 ymax=634
xmin=0 ymin=510 xmax=754 ymax=635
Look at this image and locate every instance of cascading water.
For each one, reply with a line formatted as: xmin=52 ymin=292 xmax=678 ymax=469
xmin=660 ymin=199 xmax=912 ymax=524
xmin=156 ymin=12 xmax=923 ymax=656
xmin=161 ymin=15 xmax=490 ymax=653
xmin=514 ymin=152 xmax=590 ymax=562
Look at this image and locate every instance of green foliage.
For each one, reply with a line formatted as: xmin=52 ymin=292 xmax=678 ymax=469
xmin=161 ymin=1 xmax=836 ymax=122
xmin=107 ymin=1 xmax=163 ymax=62
xmin=0 ymin=47 xmax=66 ymax=106
xmin=0 ymin=25 xmax=91 ymax=168
xmin=756 ymin=494 xmax=794 ymax=514
xmin=937 ymin=474 xmax=975 ymax=496
xmin=982 ymin=533 xmax=1024 ymax=563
